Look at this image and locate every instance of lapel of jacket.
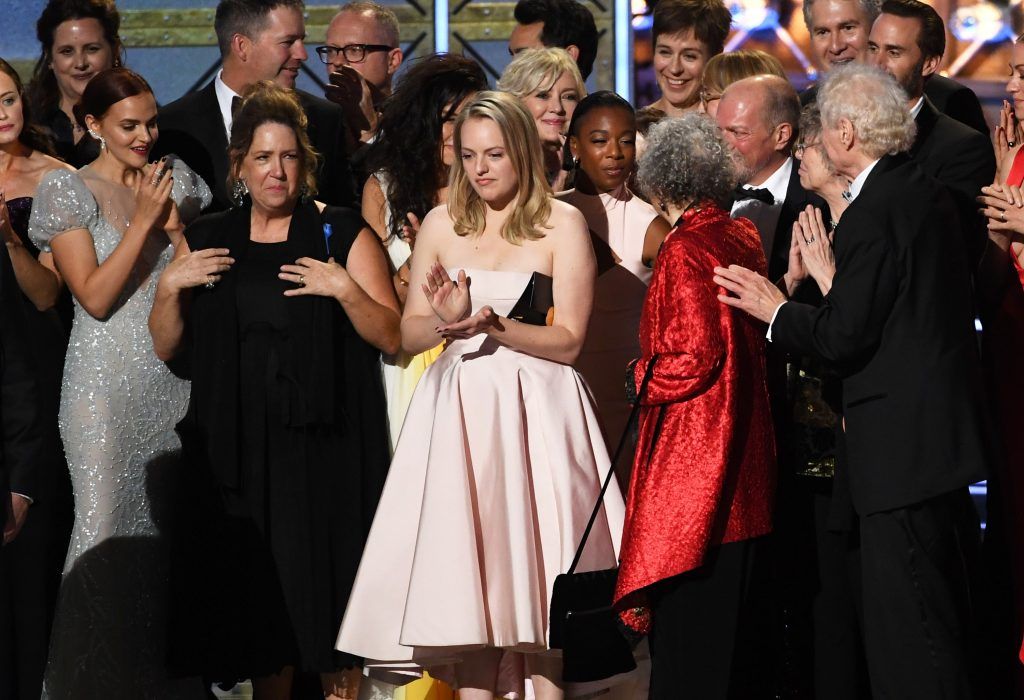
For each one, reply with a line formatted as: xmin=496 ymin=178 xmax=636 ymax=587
xmin=909 ymin=97 xmax=939 ymax=160
xmin=193 ymin=82 xmax=231 ymax=205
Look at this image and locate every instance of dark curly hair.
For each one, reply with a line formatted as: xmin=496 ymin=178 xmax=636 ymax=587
xmin=0 ymin=59 xmax=56 ymax=156
xmin=27 ymin=0 xmax=123 ymax=119
xmin=364 ymin=53 xmax=487 ymax=241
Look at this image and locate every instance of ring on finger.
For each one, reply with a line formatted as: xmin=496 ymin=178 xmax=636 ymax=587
xmin=204 ymin=276 xmax=216 ymax=289
xmin=299 ymin=274 xmax=306 ymax=286
xmin=807 ymin=235 xmax=815 ymax=243
xmin=1010 ymin=141 xmax=1017 ymax=148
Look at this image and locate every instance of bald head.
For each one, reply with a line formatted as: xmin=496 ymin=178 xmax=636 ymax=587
xmin=721 ymin=74 xmax=800 ymax=138
xmin=716 ymin=74 xmax=800 ymax=185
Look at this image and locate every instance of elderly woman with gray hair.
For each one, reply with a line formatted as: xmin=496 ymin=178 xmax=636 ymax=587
xmin=612 ymin=113 xmax=776 ymax=699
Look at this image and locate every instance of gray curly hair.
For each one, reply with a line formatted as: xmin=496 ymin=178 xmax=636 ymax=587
xmin=818 ymin=63 xmax=915 ymax=159
xmin=637 ymin=113 xmax=738 ymax=209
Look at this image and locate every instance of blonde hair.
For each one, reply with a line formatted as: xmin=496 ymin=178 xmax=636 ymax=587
xmin=447 ymin=91 xmax=552 ymax=244
xmin=227 ymin=80 xmax=320 ymax=199
xmin=496 ymin=47 xmax=587 ymax=101
xmin=701 ymin=50 xmax=786 ymax=97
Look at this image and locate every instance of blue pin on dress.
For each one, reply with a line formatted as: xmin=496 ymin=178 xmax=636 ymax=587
xmin=323 ymin=222 xmax=333 ymax=258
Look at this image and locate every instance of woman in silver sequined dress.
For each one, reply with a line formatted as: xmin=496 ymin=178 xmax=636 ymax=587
xmin=28 ymin=68 xmax=210 ymax=699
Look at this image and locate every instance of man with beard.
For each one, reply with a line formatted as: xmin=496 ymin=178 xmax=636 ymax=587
xmin=868 ymin=0 xmax=994 ymax=265
xmin=802 ymin=0 xmax=987 ymax=134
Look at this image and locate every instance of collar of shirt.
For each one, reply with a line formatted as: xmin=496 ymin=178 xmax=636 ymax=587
xmin=756 ymin=157 xmax=792 ymax=205
xmin=910 ymin=96 xmax=925 ymax=120
xmin=847 ymin=158 xmax=882 ymax=203
xmin=214 ymin=71 xmax=241 ymax=139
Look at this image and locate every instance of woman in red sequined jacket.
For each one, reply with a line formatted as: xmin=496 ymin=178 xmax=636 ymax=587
xmin=613 ymin=113 xmax=776 ymax=699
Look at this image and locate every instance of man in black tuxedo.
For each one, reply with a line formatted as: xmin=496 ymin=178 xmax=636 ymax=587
xmin=800 ymin=0 xmax=987 ymax=134
xmin=156 ymin=0 xmax=357 ymax=211
xmin=716 ymin=64 xmax=990 ymax=699
xmin=868 ymin=0 xmax=995 ymax=265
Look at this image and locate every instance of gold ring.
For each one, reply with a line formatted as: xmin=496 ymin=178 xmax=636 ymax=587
xmin=299 ymin=275 xmax=306 ymax=285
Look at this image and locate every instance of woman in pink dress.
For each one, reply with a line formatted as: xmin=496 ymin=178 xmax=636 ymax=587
xmin=336 ymin=91 xmax=624 ymax=700
xmin=559 ymin=91 xmax=668 ymax=469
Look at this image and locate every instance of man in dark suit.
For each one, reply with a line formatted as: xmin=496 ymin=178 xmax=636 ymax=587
xmin=716 ymin=64 xmax=990 ymax=699
xmin=800 ymin=0 xmax=987 ymax=134
xmin=156 ymin=0 xmax=357 ymax=211
xmin=868 ymin=0 xmax=995 ymax=265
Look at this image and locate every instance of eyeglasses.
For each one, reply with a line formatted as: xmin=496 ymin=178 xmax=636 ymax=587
xmin=795 ymin=140 xmax=821 ymax=155
xmin=316 ymin=43 xmax=393 ymax=64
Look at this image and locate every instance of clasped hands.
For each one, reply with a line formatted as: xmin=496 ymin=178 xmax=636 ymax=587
xmin=422 ymin=262 xmax=502 ymax=339
xmin=785 ymin=205 xmax=836 ymax=296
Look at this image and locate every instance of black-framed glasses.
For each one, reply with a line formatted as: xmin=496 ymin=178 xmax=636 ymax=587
xmin=316 ymin=43 xmax=393 ymax=64
xmin=795 ymin=140 xmax=821 ymax=155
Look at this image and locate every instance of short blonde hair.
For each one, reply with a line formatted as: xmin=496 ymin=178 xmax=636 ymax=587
xmin=496 ymin=47 xmax=587 ymax=101
xmin=701 ymin=50 xmax=786 ymax=98
xmin=447 ymin=91 xmax=552 ymax=244
xmin=818 ymin=63 xmax=915 ymax=159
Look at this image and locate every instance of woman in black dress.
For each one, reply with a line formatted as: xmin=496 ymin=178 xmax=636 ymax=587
xmin=0 ymin=56 xmax=74 ymax=700
xmin=149 ymin=81 xmax=400 ymax=700
xmin=27 ymin=0 xmax=122 ymax=167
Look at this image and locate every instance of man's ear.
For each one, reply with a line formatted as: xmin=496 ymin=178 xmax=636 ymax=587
xmin=232 ymin=33 xmax=250 ymax=63
xmin=921 ymin=54 xmax=940 ymax=79
xmin=387 ymin=47 xmax=404 ymax=77
xmin=775 ymin=123 xmax=793 ymax=153
xmin=565 ymin=44 xmax=581 ymax=62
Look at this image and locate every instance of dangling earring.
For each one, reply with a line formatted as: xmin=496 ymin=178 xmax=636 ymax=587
xmin=88 ymin=129 xmax=106 ymax=150
xmin=299 ymin=183 xmax=310 ymax=202
xmin=232 ymin=179 xmax=249 ymax=206
xmin=572 ymin=156 xmax=580 ymax=170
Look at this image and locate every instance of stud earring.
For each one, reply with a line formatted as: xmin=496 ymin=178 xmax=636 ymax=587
xmin=231 ymin=179 xmax=249 ymax=207
xmin=88 ymin=129 xmax=106 ymax=150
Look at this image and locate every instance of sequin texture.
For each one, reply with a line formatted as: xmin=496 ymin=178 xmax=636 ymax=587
xmin=29 ymin=162 xmax=212 ymax=698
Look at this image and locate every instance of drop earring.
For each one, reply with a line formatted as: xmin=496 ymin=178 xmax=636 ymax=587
xmin=88 ymin=129 xmax=106 ymax=150
xmin=232 ymin=179 xmax=249 ymax=206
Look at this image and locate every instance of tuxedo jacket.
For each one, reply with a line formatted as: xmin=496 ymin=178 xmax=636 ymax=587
xmin=910 ymin=97 xmax=995 ymax=266
xmin=0 ymin=248 xmax=40 ymax=501
xmin=155 ymin=82 xmax=358 ymax=212
xmin=771 ymin=155 xmax=991 ymax=515
xmin=924 ymin=73 xmax=988 ymax=135
xmin=800 ymin=74 xmax=987 ymax=135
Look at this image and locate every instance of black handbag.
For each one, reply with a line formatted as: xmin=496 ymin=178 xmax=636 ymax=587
xmin=549 ymin=355 xmax=659 ymax=683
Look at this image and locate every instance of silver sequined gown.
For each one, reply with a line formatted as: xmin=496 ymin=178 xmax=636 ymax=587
xmin=29 ymin=163 xmax=211 ymax=699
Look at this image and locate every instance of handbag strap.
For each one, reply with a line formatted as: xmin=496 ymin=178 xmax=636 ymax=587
xmin=567 ymin=354 xmax=659 ymax=576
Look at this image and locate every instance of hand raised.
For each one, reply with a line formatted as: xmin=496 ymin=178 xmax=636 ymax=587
xmin=132 ymin=158 xmax=174 ymax=233
xmin=161 ymin=248 xmax=233 ymax=294
xmin=422 ymin=263 xmax=471 ymax=323
xmin=796 ymin=206 xmax=836 ymax=292
xmin=280 ymin=256 xmax=353 ymax=300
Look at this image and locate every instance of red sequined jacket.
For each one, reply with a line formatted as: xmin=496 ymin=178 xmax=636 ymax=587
xmin=614 ymin=204 xmax=776 ymax=615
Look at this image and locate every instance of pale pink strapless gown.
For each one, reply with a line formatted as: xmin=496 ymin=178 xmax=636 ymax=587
xmin=337 ymin=268 xmax=624 ymax=683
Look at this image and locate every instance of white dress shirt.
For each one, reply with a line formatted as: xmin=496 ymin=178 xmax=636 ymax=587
xmin=731 ymin=157 xmax=792 ymax=260
xmin=214 ymin=71 xmax=241 ymax=139
xmin=766 ymin=157 xmax=882 ymax=340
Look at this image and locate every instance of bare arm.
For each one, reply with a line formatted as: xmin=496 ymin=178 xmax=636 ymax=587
xmin=149 ymin=239 xmax=234 ymax=361
xmin=0 ymin=195 xmax=61 ymax=311
xmin=280 ymin=227 xmax=401 ymax=355
xmin=641 ymin=215 xmax=670 ymax=268
xmin=52 ymin=164 xmax=175 ymax=319
xmin=436 ymin=207 xmax=597 ymax=365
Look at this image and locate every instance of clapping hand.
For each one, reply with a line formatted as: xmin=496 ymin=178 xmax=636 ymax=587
xmin=438 ymin=305 xmax=501 ymax=339
xmin=994 ymin=100 xmax=1024 ymax=171
xmin=401 ymin=212 xmax=421 ymax=247
xmin=0 ymin=192 xmax=19 ymax=247
xmin=132 ymin=158 xmax=175 ymax=233
xmin=795 ymin=206 xmax=836 ymax=294
xmin=423 ymin=263 xmax=471 ymax=324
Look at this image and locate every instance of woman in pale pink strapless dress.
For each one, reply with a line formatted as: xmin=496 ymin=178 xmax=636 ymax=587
xmin=337 ymin=92 xmax=624 ymax=700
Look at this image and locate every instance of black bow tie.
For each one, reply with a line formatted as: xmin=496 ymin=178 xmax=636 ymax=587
xmin=733 ymin=186 xmax=775 ymax=205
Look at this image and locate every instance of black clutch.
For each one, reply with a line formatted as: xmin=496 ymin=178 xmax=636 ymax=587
xmin=548 ymin=356 xmax=659 ymax=683
xmin=508 ymin=272 xmax=553 ymax=326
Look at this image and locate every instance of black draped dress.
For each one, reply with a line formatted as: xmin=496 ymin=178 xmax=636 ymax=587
xmin=170 ymin=200 xmax=390 ymax=679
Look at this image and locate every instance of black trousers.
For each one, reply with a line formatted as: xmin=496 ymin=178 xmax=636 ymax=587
xmin=648 ymin=537 xmax=768 ymax=700
xmin=860 ymin=488 xmax=980 ymax=700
